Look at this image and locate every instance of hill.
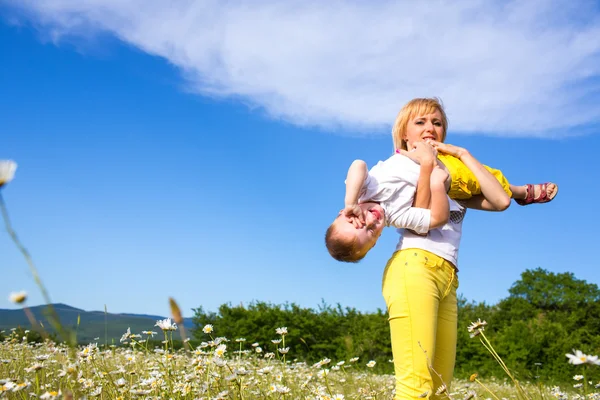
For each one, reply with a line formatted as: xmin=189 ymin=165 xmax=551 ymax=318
xmin=0 ymin=303 xmax=194 ymax=344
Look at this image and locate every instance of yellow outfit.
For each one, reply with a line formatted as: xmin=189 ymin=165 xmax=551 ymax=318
xmin=437 ymin=154 xmax=512 ymax=199
xmin=380 ymin=154 xmax=510 ymax=399
xmin=382 ymin=249 xmax=459 ymax=399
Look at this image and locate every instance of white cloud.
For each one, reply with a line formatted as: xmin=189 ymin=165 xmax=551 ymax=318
xmin=5 ymin=0 xmax=600 ymax=136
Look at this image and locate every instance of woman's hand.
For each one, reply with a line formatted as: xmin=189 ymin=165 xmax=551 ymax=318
xmin=429 ymin=140 xmax=468 ymax=159
xmin=397 ymin=142 xmax=437 ymax=167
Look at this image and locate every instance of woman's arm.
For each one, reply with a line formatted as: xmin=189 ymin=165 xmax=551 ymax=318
xmin=430 ymin=141 xmax=510 ymax=211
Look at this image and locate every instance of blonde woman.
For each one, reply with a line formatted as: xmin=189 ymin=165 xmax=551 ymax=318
xmin=383 ymin=98 xmax=556 ymax=399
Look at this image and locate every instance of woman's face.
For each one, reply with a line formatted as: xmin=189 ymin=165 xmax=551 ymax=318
xmin=403 ymin=109 xmax=445 ymax=150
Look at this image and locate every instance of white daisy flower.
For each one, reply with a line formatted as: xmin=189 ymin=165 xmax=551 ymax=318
xmin=277 ymin=385 xmax=291 ymax=394
xmin=467 ymin=319 xmax=487 ymax=338
xmin=275 ymin=327 xmax=288 ymax=335
xmin=39 ymin=390 xmax=60 ymax=399
xmin=0 ymin=160 xmax=17 ymax=188
xmin=435 ymin=384 xmax=448 ymax=395
xmin=155 ymin=318 xmax=177 ymax=331
xmin=214 ymin=344 xmax=227 ymax=357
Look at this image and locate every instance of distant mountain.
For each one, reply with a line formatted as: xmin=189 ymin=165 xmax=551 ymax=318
xmin=116 ymin=312 xmax=194 ymax=327
xmin=0 ymin=303 xmax=195 ymax=344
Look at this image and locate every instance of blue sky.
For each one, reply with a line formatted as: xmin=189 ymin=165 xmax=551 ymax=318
xmin=1 ymin=1 xmax=599 ymax=320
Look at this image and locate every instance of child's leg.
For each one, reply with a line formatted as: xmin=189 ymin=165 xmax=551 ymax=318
xmin=510 ymin=182 xmax=558 ymax=205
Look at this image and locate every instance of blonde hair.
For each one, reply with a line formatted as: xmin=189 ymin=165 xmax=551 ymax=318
xmin=391 ymin=97 xmax=448 ymax=151
xmin=325 ymin=222 xmax=366 ymax=263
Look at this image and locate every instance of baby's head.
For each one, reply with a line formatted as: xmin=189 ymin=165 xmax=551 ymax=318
xmin=325 ymin=202 xmax=385 ymax=262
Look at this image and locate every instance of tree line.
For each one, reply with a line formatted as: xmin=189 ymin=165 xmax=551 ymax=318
xmin=191 ymin=268 xmax=600 ymax=384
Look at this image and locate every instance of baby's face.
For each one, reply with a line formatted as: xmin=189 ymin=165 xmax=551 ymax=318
xmin=334 ymin=202 xmax=385 ymax=255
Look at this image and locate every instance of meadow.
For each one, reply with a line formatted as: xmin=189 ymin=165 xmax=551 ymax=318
xmin=1 ymin=318 xmax=599 ymax=399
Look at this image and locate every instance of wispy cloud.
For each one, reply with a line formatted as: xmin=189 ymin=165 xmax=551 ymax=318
xmin=5 ymin=0 xmax=600 ymax=136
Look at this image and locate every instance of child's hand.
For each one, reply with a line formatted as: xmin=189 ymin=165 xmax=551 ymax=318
xmin=342 ymin=204 xmax=365 ymax=228
xmin=430 ymin=166 xmax=449 ymax=187
xmin=429 ymin=140 xmax=468 ymax=159
xmin=397 ymin=142 xmax=437 ymax=166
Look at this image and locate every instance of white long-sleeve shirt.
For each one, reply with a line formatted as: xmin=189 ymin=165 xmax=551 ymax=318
xmin=358 ymin=153 xmax=432 ymax=235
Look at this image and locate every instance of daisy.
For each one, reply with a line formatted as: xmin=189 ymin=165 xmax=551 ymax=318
xmin=277 ymin=385 xmax=291 ymax=394
xmin=468 ymin=319 xmax=487 ymax=337
xmin=120 ymin=327 xmax=132 ymax=343
xmin=0 ymin=160 xmax=17 ymax=188
xmin=276 ymin=327 xmax=288 ymax=335
xmin=40 ymin=391 xmax=60 ymax=399
xmin=155 ymin=318 xmax=177 ymax=331
xmin=214 ymin=344 xmax=227 ymax=357
xmin=435 ymin=384 xmax=448 ymax=396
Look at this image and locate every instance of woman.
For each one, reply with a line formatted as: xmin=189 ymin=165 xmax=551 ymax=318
xmin=382 ymin=98 xmax=510 ymax=399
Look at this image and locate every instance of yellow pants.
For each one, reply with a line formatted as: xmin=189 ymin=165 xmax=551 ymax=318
xmin=437 ymin=154 xmax=512 ymax=199
xmin=382 ymin=249 xmax=459 ymax=399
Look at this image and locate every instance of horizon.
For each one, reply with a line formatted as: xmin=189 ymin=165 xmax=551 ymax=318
xmin=1 ymin=1 xmax=599 ymax=319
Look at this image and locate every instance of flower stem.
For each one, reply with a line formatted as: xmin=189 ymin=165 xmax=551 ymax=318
xmin=0 ymin=193 xmax=73 ymax=346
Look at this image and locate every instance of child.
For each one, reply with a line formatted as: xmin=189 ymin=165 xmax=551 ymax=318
xmin=325 ymin=142 xmax=454 ymax=263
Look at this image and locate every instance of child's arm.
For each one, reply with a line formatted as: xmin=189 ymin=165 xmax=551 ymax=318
xmin=411 ymin=162 xmax=449 ymax=230
xmin=431 ymin=141 xmax=510 ymax=211
xmin=397 ymin=142 xmax=448 ymax=230
xmin=342 ymin=160 xmax=368 ymax=226
xmin=428 ymin=167 xmax=450 ymax=229
xmin=399 ymin=142 xmax=436 ymax=209
xmin=412 ymin=158 xmax=433 ymax=209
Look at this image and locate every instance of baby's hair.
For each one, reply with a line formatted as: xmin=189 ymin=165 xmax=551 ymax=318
xmin=325 ymin=223 xmax=366 ymax=263
xmin=392 ymin=97 xmax=448 ymax=152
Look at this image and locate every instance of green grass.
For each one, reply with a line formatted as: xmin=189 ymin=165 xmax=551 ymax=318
xmin=0 ymin=324 xmax=597 ymax=399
